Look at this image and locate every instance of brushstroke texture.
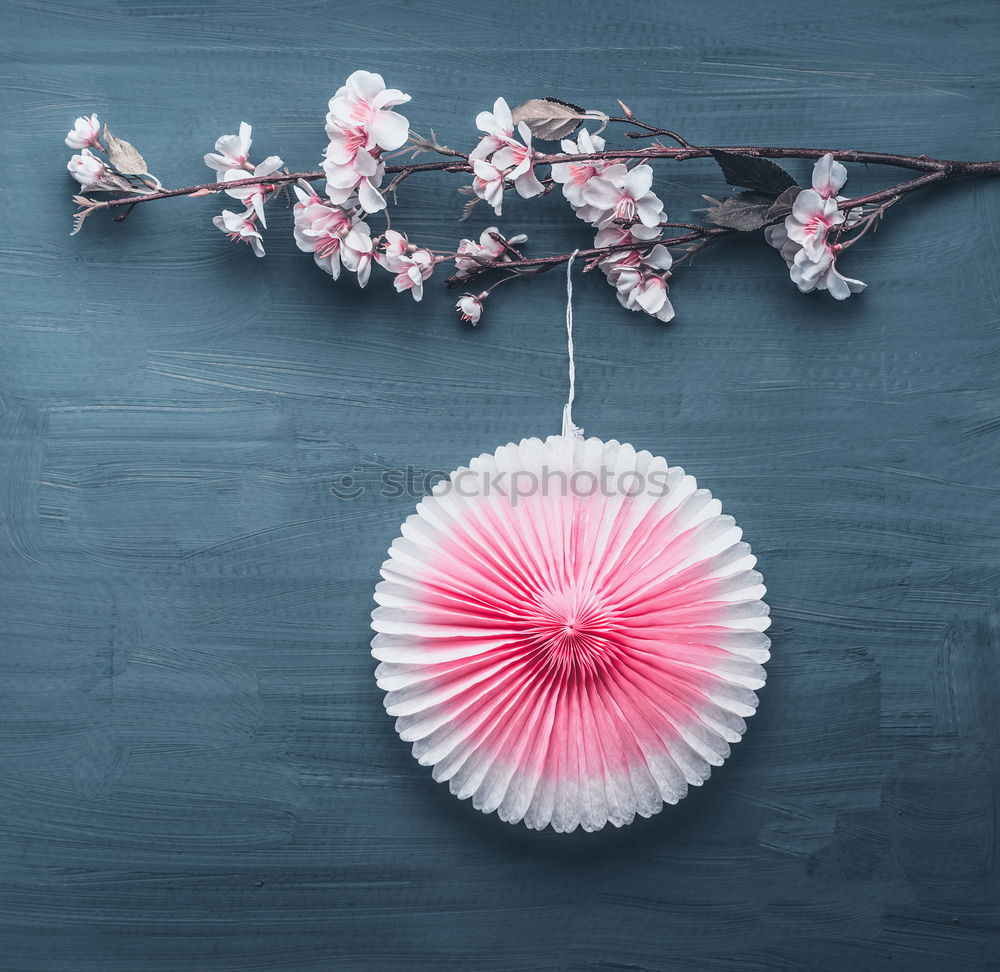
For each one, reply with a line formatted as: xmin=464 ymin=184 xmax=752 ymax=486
xmin=0 ymin=0 xmax=998 ymax=969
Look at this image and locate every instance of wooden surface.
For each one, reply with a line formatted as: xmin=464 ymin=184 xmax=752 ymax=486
xmin=2 ymin=1 xmax=999 ymax=969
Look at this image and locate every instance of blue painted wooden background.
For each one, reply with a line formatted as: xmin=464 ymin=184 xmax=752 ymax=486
xmin=2 ymin=0 xmax=999 ymax=969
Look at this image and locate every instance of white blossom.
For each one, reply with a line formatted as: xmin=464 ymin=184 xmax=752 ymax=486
xmin=292 ymin=184 xmax=356 ymax=278
xmin=223 ymin=156 xmax=283 ymax=227
xmin=342 ymin=224 xmax=376 ymax=287
xmin=392 ymin=249 xmax=435 ymax=302
xmin=326 ymin=71 xmax=411 ymax=152
xmin=65 ymin=114 xmax=101 ymax=150
xmin=811 ymin=153 xmax=848 ymax=200
xmin=454 ymin=227 xmax=527 ymax=278
xmin=322 ymin=71 xmax=410 ymax=215
xmin=470 ymin=97 xmax=515 ymax=161
xmin=456 ymin=294 xmax=484 ymax=325
xmin=551 ymin=129 xmax=612 ymax=210
xmin=491 ymin=122 xmax=544 ymax=199
xmin=793 ymin=246 xmax=866 ymax=300
xmin=212 ymin=208 xmax=265 ymax=257
xmin=582 ymin=163 xmax=665 ymax=228
xmin=205 ymin=122 xmax=253 ymax=173
xmin=597 ymin=230 xmax=675 ymax=323
xmin=375 ymin=229 xmax=411 ymax=273
xmin=784 ymin=190 xmax=844 ymax=262
xmin=471 ymin=160 xmax=507 ymax=215
xmin=67 ymin=148 xmax=107 ymax=187
xmin=766 ymin=153 xmax=866 ymax=300
xmin=324 ymin=155 xmax=387 ymax=214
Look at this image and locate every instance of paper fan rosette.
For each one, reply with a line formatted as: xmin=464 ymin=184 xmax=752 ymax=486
xmin=371 ymin=435 xmax=770 ymax=833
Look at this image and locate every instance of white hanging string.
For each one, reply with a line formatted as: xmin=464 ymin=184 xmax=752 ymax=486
xmin=561 ymin=249 xmax=584 ymax=439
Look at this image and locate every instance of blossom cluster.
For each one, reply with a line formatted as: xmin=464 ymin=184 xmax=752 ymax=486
xmin=216 ymin=75 xmax=529 ymax=309
xmin=65 ymin=113 xmax=165 ymax=238
xmin=66 ymin=113 xmax=162 ymax=196
xmin=65 ymin=114 xmax=106 ymax=185
xmin=551 ymin=130 xmax=674 ymax=322
xmin=469 ymin=98 xmax=545 ymax=213
xmin=206 ymin=122 xmax=284 ymax=257
xmin=323 ymin=70 xmax=411 ymax=214
xmin=291 ymin=180 xmax=373 ymax=283
xmin=451 ymin=226 xmax=529 ymax=323
xmin=764 ymin=154 xmax=866 ymax=300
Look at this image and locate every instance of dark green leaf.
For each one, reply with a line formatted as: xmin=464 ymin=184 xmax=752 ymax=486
xmin=710 ymin=149 xmax=797 ymax=196
xmin=765 ymin=185 xmax=801 ymax=221
xmin=704 ymin=191 xmax=775 ymax=231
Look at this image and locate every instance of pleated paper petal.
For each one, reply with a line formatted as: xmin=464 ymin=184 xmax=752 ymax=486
xmin=371 ymin=436 xmax=770 ymax=833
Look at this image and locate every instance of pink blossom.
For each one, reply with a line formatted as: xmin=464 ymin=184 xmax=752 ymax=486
xmin=67 ymin=148 xmax=107 ymax=187
xmin=291 ymin=180 xmax=323 ymax=208
xmin=65 ymin=114 xmax=101 ymax=150
xmin=792 ymin=246 xmax=866 ymax=300
xmin=205 ymin=122 xmax=254 ymax=173
xmin=224 ymin=156 xmax=283 ymax=227
xmin=766 ymin=153 xmax=866 ymax=300
xmin=781 ymin=153 xmax=853 ymax=261
xmin=593 ymin=222 xmax=662 ymax=275
xmin=491 ymin=122 xmax=544 ymax=199
xmin=767 ymin=223 xmax=866 ymax=300
xmin=470 ymin=97 xmax=515 ymax=161
xmin=551 ymin=129 xmax=612 ymax=210
xmin=342 ymin=224 xmax=376 ymax=287
xmin=611 ymin=266 xmax=675 ymax=322
xmin=811 ymin=153 xmax=848 ymax=200
xmin=375 ymin=229 xmax=411 ymax=273
xmin=784 ymin=189 xmax=844 ymax=262
xmin=454 ymin=227 xmax=527 ymax=277
xmin=322 ymin=72 xmax=409 ymax=215
xmin=292 ymin=185 xmax=357 ymax=279
xmin=323 ymin=154 xmax=387 ymax=214
xmin=392 ymin=249 xmax=435 ymax=302
xmin=326 ymin=71 xmax=411 ymax=152
xmin=212 ymin=208 xmax=265 ymax=257
xmin=291 ymin=181 xmax=374 ymax=286
xmin=325 ymin=124 xmax=380 ymax=174
xmin=471 ymin=160 xmax=507 ymax=215
xmin=456 ymin=294 xmax=484 ymax=325
xmin=598 ymin=232 xmax=674 ymax=323
xmin=765 ymin=223 xmax=866 ymax=299
xmin=582 ymin=163 xmax=665 ymax=228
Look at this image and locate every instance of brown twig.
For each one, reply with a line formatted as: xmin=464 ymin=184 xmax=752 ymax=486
xmin=85 ymin=161 xmax=463 ymax=210
xmin=445 ymin=229 xmax=732 ymax=286
xmin=487 ymin=231 xmax=526 ymax=261
xmin=834 ymin=169 xmax=948 ymax=209
xmin=608 ymin=115 xmax=692 ymax=147
xmin=78 ymin=142 xmax=1000 ymax=214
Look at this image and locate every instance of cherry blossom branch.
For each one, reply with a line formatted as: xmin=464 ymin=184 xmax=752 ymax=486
xmin=64 ymin=77 xmax=1000 ymax=325
xmin=76 ymin=148 xmax=998 ymax=215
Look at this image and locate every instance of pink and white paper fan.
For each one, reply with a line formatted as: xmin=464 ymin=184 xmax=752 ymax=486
xmin=371 ymin=434 xmax=770 ymax=833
